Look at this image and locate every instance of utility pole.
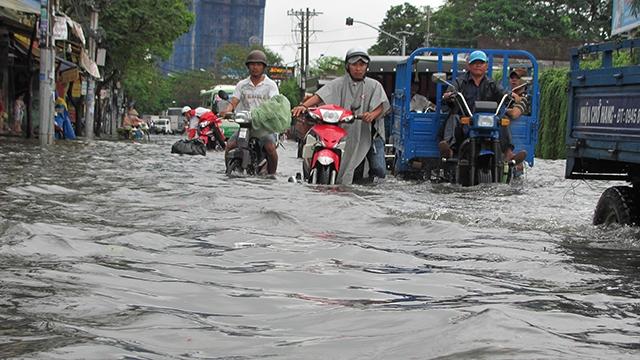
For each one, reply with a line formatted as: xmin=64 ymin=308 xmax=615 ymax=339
xmin=305 ymin=8 xmax=310 ymax=76
xmin=84 ymin=7 xmax=99 ymax=140
xmin=288 ymin=8 xmax=322 ymax=98
xmin=300 ymin=11 xmax=305 ymax=96
xmin=39 ymin=0 xmax=55 ymax=145
xmin=424 ymin=6 xmax=431 ymax=48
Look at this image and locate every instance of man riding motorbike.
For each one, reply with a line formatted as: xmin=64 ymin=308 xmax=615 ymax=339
xmin=221 ymin=50 xmax=280 ymax=176
xmin=291 ymin=48 xmax=390 ymax=184
xmin=438 ymin=50 xmax=525 ymax=164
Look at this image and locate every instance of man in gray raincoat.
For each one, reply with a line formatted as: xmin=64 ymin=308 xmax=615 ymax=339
xmin=292 ymin=48 xmax=390 ymax=184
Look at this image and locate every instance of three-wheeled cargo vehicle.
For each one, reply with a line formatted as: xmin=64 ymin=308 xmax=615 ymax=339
xmin=391 ymin=47 xmax=540 ymax=184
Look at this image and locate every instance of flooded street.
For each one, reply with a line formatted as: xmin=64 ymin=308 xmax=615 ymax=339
xmin=1 ymin=135 xmax=639 ymax=359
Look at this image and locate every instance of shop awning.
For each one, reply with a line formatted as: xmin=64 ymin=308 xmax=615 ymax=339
xmin=0 ymin=0 xmax=39 ymax=15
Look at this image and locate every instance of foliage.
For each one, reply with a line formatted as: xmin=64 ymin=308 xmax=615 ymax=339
xmin=633 ymin=0 xmax=640 ymax=15
xmin=368 ymin=3 xmax=428 ymax=55
xmin=279 ymin=78 xmax=301 ymax=108
xmin=308 ymin=56 xmax=344 ymax=78
xmin=536 ymin=68 xmax=569 ymax=159
xmin=167 ymin=70 xmax=229 ymax=109
xmin=215 ymin=44 xmax=284 ymax=80
xmin=579 ymin=49 xmax=637 ymax=70
xmin=59 ymin=0 xmax=194 ymax=118
xmin=121 ymin=60 xmax=171 ymax=114
xmin=370 ymin=1 xmax=614 ymax=53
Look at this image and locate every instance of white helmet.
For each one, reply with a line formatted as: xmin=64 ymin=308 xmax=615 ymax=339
xmin=344 ymin=47 xmax=370 ymax=70
xmin=181 ymin=106 xmax=191 ymax=115
xmin=194 ymin=107 xmax=209 ymax=118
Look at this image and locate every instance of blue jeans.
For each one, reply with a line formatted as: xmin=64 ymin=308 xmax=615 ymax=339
xmin=367 ymin=136 xmax=386 ymax=179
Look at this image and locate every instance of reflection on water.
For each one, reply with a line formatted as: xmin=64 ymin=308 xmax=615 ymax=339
xmin=0 ymin=136 xmax=639 ymax=359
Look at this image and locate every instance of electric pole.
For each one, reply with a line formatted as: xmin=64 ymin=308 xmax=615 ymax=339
xmin=424 ymin=6 xmax=431 ymax=48
xmin=84 ymin=7 xmax=99 ymax=140
xmin=39 ymin=0 xmax=55 ymax=145
xmin=288 ymin=8 xmax=322 ymax=98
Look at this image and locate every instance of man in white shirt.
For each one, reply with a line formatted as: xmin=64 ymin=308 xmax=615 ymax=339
xmin=222 ymin=50 xmax=280 ymax=175
xmin=410 ymin=82 xmax=433 ymax=112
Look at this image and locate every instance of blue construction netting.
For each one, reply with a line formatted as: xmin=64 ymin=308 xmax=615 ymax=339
xmin=162 ymin=0 xmax=265 ymax=74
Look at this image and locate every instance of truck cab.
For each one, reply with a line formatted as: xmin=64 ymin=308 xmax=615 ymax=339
xmin=565 ymin=39 xmax=640 ymax=225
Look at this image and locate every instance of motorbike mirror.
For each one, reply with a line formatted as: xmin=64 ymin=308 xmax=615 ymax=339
xmin=432 ymin=72 xmax=447 ymax=83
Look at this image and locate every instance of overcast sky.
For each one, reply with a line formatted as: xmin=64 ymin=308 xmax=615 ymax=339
xmin=263 ymin=0 xmax=445 ymax=65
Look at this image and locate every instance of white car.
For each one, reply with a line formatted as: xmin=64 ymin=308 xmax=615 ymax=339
xmin=154 ymin=118 xmax=172 ymax=134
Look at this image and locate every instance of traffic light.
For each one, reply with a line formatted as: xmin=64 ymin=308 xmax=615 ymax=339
xmin=346 ymin=17 xmax=353 ymax=26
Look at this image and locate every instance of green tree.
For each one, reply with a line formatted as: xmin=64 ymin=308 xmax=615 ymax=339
xmin=368 ymin=3 xmax=427 ymax=55
xmin=121 ymin=61 xmax=171 ymax=114
xmin=369 ymin=1 xmax=615 ymax=53
xmin=60 ymin=0 xmax=194 ymax=119
xmin=215 ymin=44 xmax=283 ymax=80
xmin=429 ymin=0 xmax=612 ymax=46
xmin=308 ymin=56 xmax=344 ymax=78
xmin=279 ymin=78 xmax=301 ymax=109
xmin=168 ymin=70 xmax=232 ymax=108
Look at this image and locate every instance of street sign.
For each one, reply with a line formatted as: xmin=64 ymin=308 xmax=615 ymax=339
xmin=268 ymin=66 xmax=295 ymax=80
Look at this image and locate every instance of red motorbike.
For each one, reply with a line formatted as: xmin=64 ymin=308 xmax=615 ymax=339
xmin=197 ymin=111 xmax=226 ymax=150
xmin=300 ymin=104 xmax=357 ymax=184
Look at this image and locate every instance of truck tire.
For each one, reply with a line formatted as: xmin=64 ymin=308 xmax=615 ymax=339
xmin=593 ymin=186 xmax=638 ymax=226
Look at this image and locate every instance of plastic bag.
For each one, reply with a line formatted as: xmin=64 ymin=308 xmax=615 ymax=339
xmin=171 ymin=139 xmax=206 ymax=156
xmin=251 ymin=94 xmax=292 ymax=133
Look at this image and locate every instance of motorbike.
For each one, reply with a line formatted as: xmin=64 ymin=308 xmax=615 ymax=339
xmin=224 ymin=111 xmax=269 ymax=176
xmin=433 ymin=72 xmax=529 ymax=186
xmin=130 ymin=122 xmax=150 ymax=141
xmin=197 ymin=116 xmax=226 ymax=150
xmin=299 ymin=104 xmax=357 ymax=185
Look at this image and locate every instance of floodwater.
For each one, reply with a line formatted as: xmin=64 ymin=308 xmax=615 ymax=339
xmin=0 ymin=135 xmax=639 ymax=360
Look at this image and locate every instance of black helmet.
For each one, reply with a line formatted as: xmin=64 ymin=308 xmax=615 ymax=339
xmin=245 ymin=50 xmax=268 ymax=67
xmin=217 ymin=89 xmax=229 ymax=101
xmin=344 ymin=47 xmax=370 ymax=69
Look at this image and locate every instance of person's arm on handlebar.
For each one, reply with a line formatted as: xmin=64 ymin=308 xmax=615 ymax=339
xmin=291 ymin=94 xmax=321 ymax=118
xmin=219 ymin=98 xmax=239 ymax=117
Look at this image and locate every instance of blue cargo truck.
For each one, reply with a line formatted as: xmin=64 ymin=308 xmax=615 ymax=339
xmin=565 ymin=39 xmax=640 ymax=225
xmin=392 ymin=47 xmax=540 ymax=181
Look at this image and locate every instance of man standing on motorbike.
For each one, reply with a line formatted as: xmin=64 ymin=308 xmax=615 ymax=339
xmin=221 ymin=50 xmax=280 ymax=175
xmin=291 ymin=48 xmax=390 ymax=184
xmin=438 ymin=50 xmax=525 ymax=164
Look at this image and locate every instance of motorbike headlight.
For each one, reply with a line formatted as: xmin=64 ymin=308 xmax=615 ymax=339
xmin=477 ymin=115 xmax=495 ymax=127
xmin=319 ymin=109 xmax=343 ymax=124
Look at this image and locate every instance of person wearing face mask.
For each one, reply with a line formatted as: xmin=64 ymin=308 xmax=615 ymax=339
xmin=291 ymin=48 xmax=390 ymax=184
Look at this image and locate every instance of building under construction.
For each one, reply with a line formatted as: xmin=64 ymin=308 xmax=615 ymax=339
xmin=163 ymin=0 xmax=265 ymax=73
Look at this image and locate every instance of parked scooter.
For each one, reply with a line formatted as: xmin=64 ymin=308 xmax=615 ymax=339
xmin=224 ymin=111 xmax=269 ymax=176
xmin=299 ymin=104 xmax=358 ymax=185
xmin=433 ymin=72 xmax=529 ymax=186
